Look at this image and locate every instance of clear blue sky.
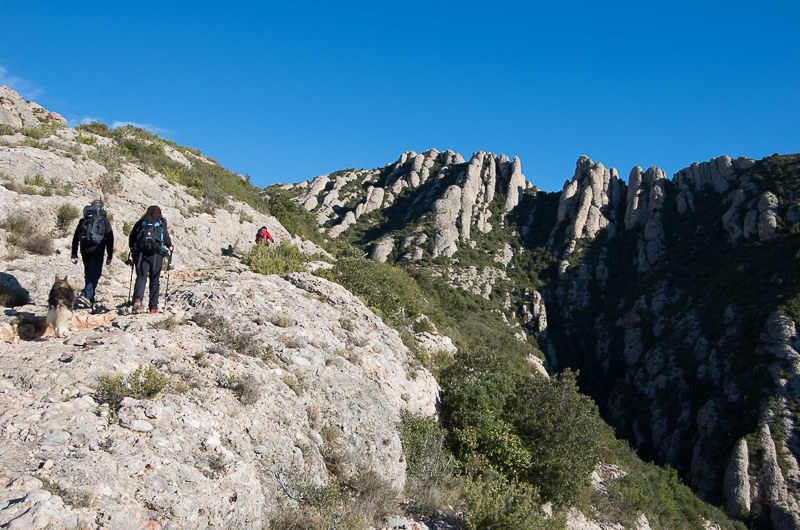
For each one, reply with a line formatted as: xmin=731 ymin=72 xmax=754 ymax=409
xmin=2 ymin=1 xmax=798 ymax=192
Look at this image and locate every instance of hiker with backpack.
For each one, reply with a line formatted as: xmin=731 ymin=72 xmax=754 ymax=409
xmin=129 ymin=205 xmax=173 ymax=314
xmin=255 ymin=226 xmax=273 ymax=245
xmin=71 ymin=199 xmax=114 ymax=309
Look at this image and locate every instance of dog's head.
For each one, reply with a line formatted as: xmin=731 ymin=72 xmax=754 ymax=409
xmin=52 ymin=275 xmax=70 ymax=288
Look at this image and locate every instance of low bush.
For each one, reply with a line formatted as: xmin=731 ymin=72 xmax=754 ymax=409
xmin=55 ymin=203 xmax=80 ymax=234
xmin=221 ymin=374 xmax=262 ymax=405
xmin=242 ymin=241 xmax=307 ymax=275
xmin=193 ymin=312 xmax=270 ymax=360
xmin=1 ymin=212 xmax=54 ymax=255
xmin=461 ymin=473 xmax=561 ymax=530
xmin=39 ymin=477 xmax=93 ymax=508
xmin=399 ymin=411 xmax=462 ymax=517
xmin=75 ymin=134 xmax=97 ymax=146
xmin=96 ymin=366 xmax=168 ymax=420
xmin=98 ymin=172 xmax=121 ymax=197
xmin=269 ymin=472 xmax=395 ymax=530
xmin=76 ymin=121 xmax=112 ymax=137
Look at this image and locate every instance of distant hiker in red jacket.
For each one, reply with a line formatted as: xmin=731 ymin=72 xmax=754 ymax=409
xmin=255 ymin=226 xmax=273 ymax=245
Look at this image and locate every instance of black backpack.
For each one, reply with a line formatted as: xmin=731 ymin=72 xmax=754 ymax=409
xmin=79 ymin=205 xmax=106 ymax=246
xmin=135 ymin=217 xmax=164 ymax=255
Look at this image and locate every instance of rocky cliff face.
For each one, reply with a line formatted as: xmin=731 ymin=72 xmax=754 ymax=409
xmin=288 ymin=148 xmax=530 ymax=261
xmin=548 ymin=153 xmax=800 ymax=530
xmin=282 ymin=136 xmax=800 ymax=529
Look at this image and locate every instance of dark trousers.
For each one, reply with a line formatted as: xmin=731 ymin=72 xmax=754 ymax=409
xmin=80 ymin=254 xmax=104 ymax=302
xmin=133 ymin=253 xmax=163 ymax=310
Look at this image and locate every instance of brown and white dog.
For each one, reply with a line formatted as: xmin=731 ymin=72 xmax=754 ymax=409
xmin=46 ymin=275 xmax=74 ymax=338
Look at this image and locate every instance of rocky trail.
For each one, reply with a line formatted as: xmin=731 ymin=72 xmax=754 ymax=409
xmin=0 ymin=246 xmax=439 ymax=529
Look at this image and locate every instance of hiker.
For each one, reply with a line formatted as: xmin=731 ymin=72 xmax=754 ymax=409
xmin=71 ymin=199 xmax=114 ymax=309
xmin=129 ymin=205 xmax=173 ymax=314
xmin=255 ymin=226 xmax=273 ymax=245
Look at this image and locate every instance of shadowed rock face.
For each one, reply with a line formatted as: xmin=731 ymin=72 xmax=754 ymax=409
xmin=287 ymin=145 xmax=800 ymax=528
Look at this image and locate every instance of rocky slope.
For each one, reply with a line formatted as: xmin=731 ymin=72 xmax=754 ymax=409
xmin=0 ymin=87 xmax=443 ymax=529
xmin=283 ymin=142 xmax=800 ymax=529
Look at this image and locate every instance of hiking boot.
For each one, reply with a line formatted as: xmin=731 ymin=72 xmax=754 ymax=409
xmin=132 ymin=299 xmax=141 ymax=313
xmin=76 ymin=295 xmax=91 ymax=309
xmin=150 ymin=308 xmax=158 ymax=314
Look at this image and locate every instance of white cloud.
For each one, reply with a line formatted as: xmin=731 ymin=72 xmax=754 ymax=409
xmin=66 ymin=116 xmax=104 ymax=128
xmin=111 ymin=121 xmax=172 ymax=136
xmin=0 ymin=67 xmax=44 ymax=100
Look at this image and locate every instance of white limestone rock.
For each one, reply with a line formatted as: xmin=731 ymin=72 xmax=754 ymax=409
xmin=724 ymin=439 xmax=751 ymax=517
xmin=354 ymin=186 xmax=384 ymax=219
xmin=503 ymin=156 xmax=525 ymax=213
xmin=0 ymin=86 xmax=66 ymax=129
xmin=432 ymin=185 xmax=462 ymax=258
xmin=370 ymin=236 xmax=395 ymax=263
xmin=555 ymin=156 xmax=623 ymax=242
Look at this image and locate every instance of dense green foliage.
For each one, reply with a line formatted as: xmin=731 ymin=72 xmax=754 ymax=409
xmin=242 ymin=240 xmax=308 ymax=275
xmin=398 ymin=411 xmax=564 ymax=529
xmin=443 ymin=361 xmax=604 ymax=506
xmin=329 ymin=258 xmax=424 ymax=327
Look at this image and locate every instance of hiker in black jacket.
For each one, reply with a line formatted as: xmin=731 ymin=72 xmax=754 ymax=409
xmin=129 ymin=205 xmax=173 ymax=314
xmin=71 ymin=199 xmax=114 ymax=309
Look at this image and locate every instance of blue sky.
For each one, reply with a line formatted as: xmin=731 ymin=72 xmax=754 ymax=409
xmin=2 ymin=1 xmax=798 ymax=192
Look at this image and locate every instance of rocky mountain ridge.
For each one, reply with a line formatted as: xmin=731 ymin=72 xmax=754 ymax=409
xmin=283 ymin=141 xmax=800 ymax=529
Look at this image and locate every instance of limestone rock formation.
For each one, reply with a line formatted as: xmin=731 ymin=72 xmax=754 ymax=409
xmin=283 ymin=148 xmax=530 ymax=265
xmin=554 ymin=156 xmax=624 ymax=242
xmin=0 ymin=85 xmax=66 ymax=129
xmin=723 ymin=439 xmax=751 ymax=517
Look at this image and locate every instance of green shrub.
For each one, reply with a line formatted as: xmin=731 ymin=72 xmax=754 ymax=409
xmin=264 ymin=187 xmax=324 ymax=244
xmin=399 ymin=411 xmax=463 ymax=517
xmin=96 ymin=366 xmax=168 ymax=420
xmin=21 ymin=124 xmax=60 ymax=139
xmin=75 ymin=134 xmax=97 ymax=146
xmin=55 ymin=203 xmax=80 ymax=234
xmin=0 ymin=124 xmax=14 ymax=135
xmin=76 ymin=121 xmax=112 ymax=137
xmin=242 ymin=240 xmax=307 ymax=275
xmin=442 ymin=362 xmax=604 ymax=507
xmin=462 ymin=473 xmax=561 ymax=530
xmin=412 ymin=317 xmax=435 ymax=334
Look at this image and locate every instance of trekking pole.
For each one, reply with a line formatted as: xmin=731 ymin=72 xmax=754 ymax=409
xmin=163 ymin=248 xmax=173 ymax=313
xmin=127 ymin=252 xmax=134 ymax=306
